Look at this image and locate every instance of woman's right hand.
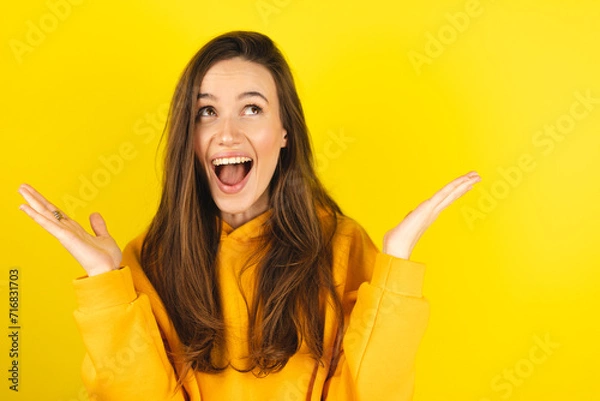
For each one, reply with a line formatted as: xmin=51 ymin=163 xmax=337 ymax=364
xmin=18 ymin=183 xmax=122 ymax=277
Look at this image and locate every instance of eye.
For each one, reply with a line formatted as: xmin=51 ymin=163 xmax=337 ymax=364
xmin=197 ymin=106 xmax=216 ymax=118
xmin=243 ymin=104 xmax=262 ymax=116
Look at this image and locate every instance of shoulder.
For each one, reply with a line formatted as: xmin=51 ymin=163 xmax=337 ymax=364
xmin=117 ymin=231 xmax=180 ymax=348
xmin=123 ymin=230 xmax=148 ymax=264
xmin=322 ymin=210 xmax=379 ymax=255
xmin=320 ymin=212 xmax=381 ymax=297
xmin=318 ymin=210 xmax=380 ymax=284
xmin=317 ymin=207 xmax=371 ymax=241
xmin=121 ymin=230 xmax=148 ymax=271
xmin=335 ymin=214 xmax=370 ymax=239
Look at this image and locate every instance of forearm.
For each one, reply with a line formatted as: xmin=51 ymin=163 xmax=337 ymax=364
xmin=73 ymin=266 xmax=186 ymax=400
xmin=325 ymin=253 xmax=430 ymax=400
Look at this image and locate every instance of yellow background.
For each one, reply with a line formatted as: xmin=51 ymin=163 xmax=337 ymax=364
xmin=2 ymin=0 xmax=599 ymax=399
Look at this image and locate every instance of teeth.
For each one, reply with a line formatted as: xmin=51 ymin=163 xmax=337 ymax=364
xmin=212 ymin=156 xmax=252 ymax=166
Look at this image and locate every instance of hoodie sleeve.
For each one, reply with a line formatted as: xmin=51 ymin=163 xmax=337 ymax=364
xmin=323 ymin=222 xmax=430 ymax=401
xmin=71 ymin=241 xmax=189 ymax=401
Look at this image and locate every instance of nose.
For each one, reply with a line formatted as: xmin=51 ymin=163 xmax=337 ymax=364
xmin=217 ymin=117 xmax=241 ymax=146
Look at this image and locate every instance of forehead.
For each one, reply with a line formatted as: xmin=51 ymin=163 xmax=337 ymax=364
xmin=199 ymin=57 xmax=277 ymax=96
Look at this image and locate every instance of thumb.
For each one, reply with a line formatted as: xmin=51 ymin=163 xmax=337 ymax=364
xmin=89 ymin=212 xmax=110 ymax=237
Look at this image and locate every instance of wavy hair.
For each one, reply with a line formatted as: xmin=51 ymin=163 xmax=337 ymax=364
xmin=141 ymin=31 xmax=344 ymax=381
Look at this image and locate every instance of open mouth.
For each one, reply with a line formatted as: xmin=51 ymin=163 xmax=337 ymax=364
xmin=212 ymin=156 xmax=253 ymax=187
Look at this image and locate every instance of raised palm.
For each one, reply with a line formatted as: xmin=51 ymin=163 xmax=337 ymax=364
xmin=18 ymin=184 xmax=121 ymax=277
xmin=383 ymin=171 xmax=481 ymax=260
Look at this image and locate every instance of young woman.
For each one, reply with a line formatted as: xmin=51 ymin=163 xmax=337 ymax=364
xmin=18 ymin=31 xmax=481 ymax=400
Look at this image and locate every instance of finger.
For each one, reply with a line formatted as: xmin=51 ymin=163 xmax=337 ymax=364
xmin=436 ymin=174 xmax=479 ymax=203
xmin=412 ymin=174 xmax=477 ymax=222
xmin=18 ymin=184 xmax=62 ymax=219
xmin=429 ymin=172 xmax=480 ymax=206
xmin=18 ymin=203 xmax=67 ymax=240
xmin=431 ymin=175 xmax=480 ymax=217
xmin=89 ymin=213 xmax=110 ymax=237
xmin=20 ymin=184 xmax=73 ymax=224
xmin=19 ymin=184 xmax=59 ymax=210
xmin=18 ymin=186 xmax=53 ymax=217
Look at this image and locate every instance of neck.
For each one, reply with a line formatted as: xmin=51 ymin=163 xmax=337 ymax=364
xmin=220 ymin=192 xmax=269 ymax=229
xmin=221 ymin=210 xmax=262 ymax=229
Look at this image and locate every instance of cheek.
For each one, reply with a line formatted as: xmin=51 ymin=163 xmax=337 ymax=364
xmin=255 ymin=131 xmax=283 ymax=164
xmin=255 ymin=121 xmax=285 ymax=152
xmin=193 ymin=132 xmax=208 ymax=162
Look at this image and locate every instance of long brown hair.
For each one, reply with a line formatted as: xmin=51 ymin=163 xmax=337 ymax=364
xmin=141 ymin=31 xmax=344 ymax=379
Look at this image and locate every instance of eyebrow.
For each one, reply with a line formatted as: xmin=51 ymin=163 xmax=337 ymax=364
xmin=197 ymin=91 xmax=269 ymax=103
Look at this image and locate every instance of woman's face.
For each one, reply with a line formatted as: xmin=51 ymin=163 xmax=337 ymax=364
xmin=194 ymin=57 xmax=287 ymax=228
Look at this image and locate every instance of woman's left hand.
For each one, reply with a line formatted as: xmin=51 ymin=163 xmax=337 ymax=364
xmin=382 ymin=170 xmax=481 ymax=260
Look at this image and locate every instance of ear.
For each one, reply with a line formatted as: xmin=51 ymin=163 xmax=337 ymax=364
xmin=281 ymin=129 xmax=288 ymax=148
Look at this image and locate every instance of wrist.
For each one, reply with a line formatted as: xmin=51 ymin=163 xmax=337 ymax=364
xmin=86 ymin=265 xmax=117 ymax=277
xmin=382 ymin=241 xmax=412 ymax=260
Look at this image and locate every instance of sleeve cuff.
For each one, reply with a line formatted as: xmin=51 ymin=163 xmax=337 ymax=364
xmin=73 ymin=265 xmax=138 ymax=313
xmin=370 ymin=253 xmax=426 ymax=297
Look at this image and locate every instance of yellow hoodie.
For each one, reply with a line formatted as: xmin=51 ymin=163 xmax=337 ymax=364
xmin=72 ymin=211 xmax=430 ymax=400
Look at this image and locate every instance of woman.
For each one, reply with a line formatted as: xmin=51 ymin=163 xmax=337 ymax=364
xmin=18 ymin=31 xmax=481 ymax=400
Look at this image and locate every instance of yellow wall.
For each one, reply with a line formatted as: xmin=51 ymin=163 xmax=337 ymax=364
xmin=2 ymin=0 xmax=599 ymax=399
